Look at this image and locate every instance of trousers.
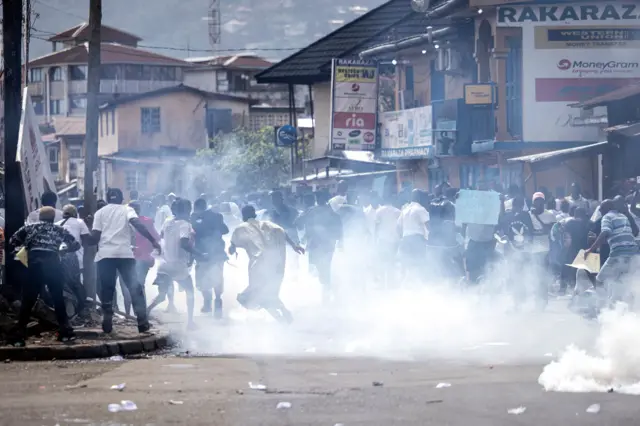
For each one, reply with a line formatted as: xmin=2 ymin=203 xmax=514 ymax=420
xmin=96 ymin=258 xmax=149 ymax=327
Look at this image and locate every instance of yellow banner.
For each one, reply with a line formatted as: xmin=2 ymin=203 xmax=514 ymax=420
xmin=335 ymin=66 xmax=377 ymax=82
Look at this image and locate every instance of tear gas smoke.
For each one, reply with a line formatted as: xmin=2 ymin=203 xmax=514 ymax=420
xmin=139 ymin=234 xmax=597 ymax=363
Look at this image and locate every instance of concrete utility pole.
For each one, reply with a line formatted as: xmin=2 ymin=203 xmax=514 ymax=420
xmin=23 ymin=0 xmax=32 ymax=85
xmin=83 ymin=0 xmax=102 ymax=301
xmin=3 ymin=0 xmax=25 ymax=283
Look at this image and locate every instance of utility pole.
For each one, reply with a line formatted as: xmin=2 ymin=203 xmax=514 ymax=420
xmin=83 ymin=0 xmax=102 ymax=301
xmin=4 ymin=0 xmax=25 ymax=288
xmin=23 ymin=0 xmax=32 ymax=85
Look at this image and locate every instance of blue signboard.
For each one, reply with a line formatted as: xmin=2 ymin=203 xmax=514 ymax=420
xmin=275 ymin=125 xmax=297 ymax=147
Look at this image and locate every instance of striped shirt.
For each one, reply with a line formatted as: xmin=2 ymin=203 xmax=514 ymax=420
xmin=601 ymin=211 xmax=638 ymax=257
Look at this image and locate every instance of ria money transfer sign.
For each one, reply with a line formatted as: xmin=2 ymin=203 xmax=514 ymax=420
xmin=330 ymin=59 xmax=379 ymax=151
xmin=497 ymin=2 xmax=640 ymax=143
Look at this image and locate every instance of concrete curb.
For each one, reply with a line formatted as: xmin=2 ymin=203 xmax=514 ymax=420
xmin=0 ymin=331 xmax=175 ymax=362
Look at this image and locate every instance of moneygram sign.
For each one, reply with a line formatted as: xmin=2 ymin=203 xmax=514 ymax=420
xmin=557 ymin=58 xmax=640 ymax=75
xmin=330 ymin=59 xmax=379 ymax=151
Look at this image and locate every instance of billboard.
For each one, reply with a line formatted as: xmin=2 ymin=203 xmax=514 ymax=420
xmin=16 ymin=88 xmax=58 ymax=212
xmin=380 ymin=105 xmax=434 ymax=160
xmin=497 ymin=2 xmax=640 ymax=142
xmin=330 ymin=59 xmax=379 ymax=151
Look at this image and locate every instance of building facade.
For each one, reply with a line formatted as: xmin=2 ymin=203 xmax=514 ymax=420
xmin=258 ymin=0 xmax=626 ymax=198
xmin=97 ymin=85 xmax=253 ymax=196
xmin=27 ymin=23 xmax=188 ymax=122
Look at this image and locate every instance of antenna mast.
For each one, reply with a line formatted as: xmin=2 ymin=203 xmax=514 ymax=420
xmin=208 ymin=0 xmax=221 ymax=48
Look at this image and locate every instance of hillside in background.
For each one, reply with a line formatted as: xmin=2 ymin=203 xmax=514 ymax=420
xmin=29 ymin=0 xmax=387 ymax=61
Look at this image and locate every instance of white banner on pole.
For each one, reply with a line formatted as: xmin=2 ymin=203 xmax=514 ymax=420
xmin=16 ymin=88 xmax=58 ymax=212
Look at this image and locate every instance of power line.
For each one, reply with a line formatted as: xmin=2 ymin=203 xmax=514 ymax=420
xmin=29 ymin=33 xmax=300 ymax=61
xmin=34 ymin=0 xmax=86 ymax=20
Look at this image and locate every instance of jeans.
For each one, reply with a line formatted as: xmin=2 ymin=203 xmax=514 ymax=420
xmin=19 ymin=250 xmax=71 ymax=336
xmin=96 ymin=258 xmax=149 ymax=327
xmin=597 ymin=254 xmax=635 ymax=304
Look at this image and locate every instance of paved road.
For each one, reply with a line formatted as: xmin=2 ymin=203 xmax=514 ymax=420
xmin=0 ymin=355 xmax=636 ymax=425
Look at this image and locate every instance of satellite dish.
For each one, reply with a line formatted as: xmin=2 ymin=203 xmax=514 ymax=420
xmin=410 ymin=0 xmax=430 ymax=13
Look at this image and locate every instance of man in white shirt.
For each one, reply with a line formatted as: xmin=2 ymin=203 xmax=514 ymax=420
xmin=90 ymin=188 xmax=161 ymax=334
xmin=148 ymin=198 xmax=203 ymax=329
xmin=375 ymin=196 xmax=401 ymax=284
xmin=329 ymin=180 xmax=348 ymax=212
xmin=26 ymin=191 xmax=64 ymax=224
xmin=57 ymin=204 xmax=91 ymax=320
xmin=397 ymin=189 xmax=429 ymax=275
xmin=154 ymin=194 xmax=173 ymax=234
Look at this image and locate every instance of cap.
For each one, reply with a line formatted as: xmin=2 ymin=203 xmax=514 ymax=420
xmin=532 ymin=192 xmax=545 ymax=202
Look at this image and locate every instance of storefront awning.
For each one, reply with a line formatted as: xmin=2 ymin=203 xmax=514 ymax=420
xmin=507 ymin=141 xmax=608 ymax=165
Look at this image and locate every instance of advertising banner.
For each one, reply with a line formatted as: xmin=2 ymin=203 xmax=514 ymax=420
xmin=455 ymin=189 xmax=501 ymax=226
xmin=380 ymin=105 xmax=434 ymax=159
xmin=497 ymin=2 xmax=640 ymax=142
xmin=330 ymin=59 xmax=379 ymax=151
xmin=16 ymin=88 xmax=58 ymax=212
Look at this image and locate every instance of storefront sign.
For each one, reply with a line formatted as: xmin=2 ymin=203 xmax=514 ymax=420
xmin=497 ymin=2 xmax=639 ymax=143
xmin=380 ymin=105 xmax=434 ymax=159
xmin=330 ymin=59 xmax=379 ymax=151
xmin=498 ymin=4 xmax=640 ymax=24
xmin=464 ymin=84 xmax=494 ymax=105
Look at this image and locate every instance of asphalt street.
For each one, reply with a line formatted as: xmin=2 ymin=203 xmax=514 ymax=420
xmin=0 ymin=355 xmax=637 ymax=426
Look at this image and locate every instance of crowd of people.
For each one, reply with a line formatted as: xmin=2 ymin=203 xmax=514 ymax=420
xmin=4 ymin=177 xmax=640 ymax=346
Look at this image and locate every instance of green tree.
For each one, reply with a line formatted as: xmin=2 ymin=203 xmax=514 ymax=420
xmin=196 ymin=127 xmax=291 ymax=194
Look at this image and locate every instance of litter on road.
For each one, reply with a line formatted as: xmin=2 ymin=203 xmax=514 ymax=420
xmin=110 ymin=383 xmax=126 ymax=391
xmin=372 ymin=381 xmax=384 ymax=387
xmin=507 ymin=406 xmax=526 ymax=415
xmin=276 ymin=402 xmax=292 ymax=409
xmin=248 ymin=382 xmax=267 ymax=390
xmin=169 ymin=400 xmax=184 ymax=405
xmin=436 ymin=383 xmax=451 ymax=388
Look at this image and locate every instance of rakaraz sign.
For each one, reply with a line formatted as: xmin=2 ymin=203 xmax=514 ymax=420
xmin=498 ymin=4 xmax=640 ymax=24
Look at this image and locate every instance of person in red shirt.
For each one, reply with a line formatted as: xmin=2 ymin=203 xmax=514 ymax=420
xmin=129 ymin=201 xmax=161 ymax=293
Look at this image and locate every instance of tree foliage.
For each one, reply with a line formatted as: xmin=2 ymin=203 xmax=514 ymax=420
xmin=196 ymin=127 xmax=291 ymax=194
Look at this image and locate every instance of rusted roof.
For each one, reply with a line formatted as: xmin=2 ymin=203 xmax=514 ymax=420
xmin=52 ymin=117 xmax=87 ymax=136
xmin=29 ymin=43 xmax=189 ymax=67
xmin=507 ymin=141 xmax=608 ymax=164
xmin=570 ymin=82 xmax=640 ymax=110
xmin=99 ymin=84 xmax=256 ymax=110
xmin=186 ymin=55 xmax=273 ymax=69
xmin=48 ymin=23 xmax=142 ymax=43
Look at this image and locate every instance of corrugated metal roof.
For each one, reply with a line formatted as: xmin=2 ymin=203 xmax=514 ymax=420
xmin=52 ymin=117 xmax=86 ymax=136
xmin=48 ymin=23 xmax=142 ymax=43
xmin=507 ymin=141 xmax=608 ymax=164
xmin=255 ymin=0 xmax=435 ymax=84
xmin=570 ymin=82 xmax=640 ymax=110
xmin=605 ymin=121 xmax=640 ymax=137
xmin=29 ymin=43 xmax=189 ymax=67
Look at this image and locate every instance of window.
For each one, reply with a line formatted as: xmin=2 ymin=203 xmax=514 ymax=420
xmin=68 ymin=146 xmax=82 ymax=159
xmin=69 ymin=65 xmax=88 ymax=81
xmin=100 ymin=65 xmax=120 ymax=80
xmin=125 ymin=65 xmax=143 ymax=80
xmin=125 ymin=169 xmax=147 ymax=191
xmin=32 ymin=97 xmax=44 ymax=115
xmin=49 ymin=67 xmax=63 ymax=81
xmin=70 ymin=96 xmax=87 ymax=110
xmin=48 ymin=147 xmax=59 ymax=173
xmin=141 ymin=107 xmax=161 ymax=134
xmin=49 ymin=100 xmax=62 ymax=115
xmin=30 ymin=68 xmax=43 ymax=82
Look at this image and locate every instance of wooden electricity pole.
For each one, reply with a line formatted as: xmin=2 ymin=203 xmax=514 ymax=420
xmin=83 ymin=0 xmax=102 ymax=301
xmin=3 ymin=0 xmax=25 ymax=293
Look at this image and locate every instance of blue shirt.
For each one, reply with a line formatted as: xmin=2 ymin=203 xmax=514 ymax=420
xmin=601 ymin=211 xmax=638 ymax=257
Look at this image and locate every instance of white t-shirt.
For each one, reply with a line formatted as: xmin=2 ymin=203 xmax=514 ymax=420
xmin=329 ymin=195 xmax=347 ymax=212
xmin=363 ymin=205 xmax=377 ymax=236
xmin=93 ymin=204 xmax=138 ymax=262
xmin=26 ymin=208 xmax=64 ymax=224
xmin=398 ymin=202 xmax=429 ymax=238
xmin=375 ymin=205 xmax=401 ymax=242
xmin=154 ymin=204 xmax=172 ymax=233
xmin=57 ymin=217 xmax=90 ymax=264
xmin=161 ymin=218 xmax=193 ymax=266
xmin=530 ymin=210 xmax=557 ymax=253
